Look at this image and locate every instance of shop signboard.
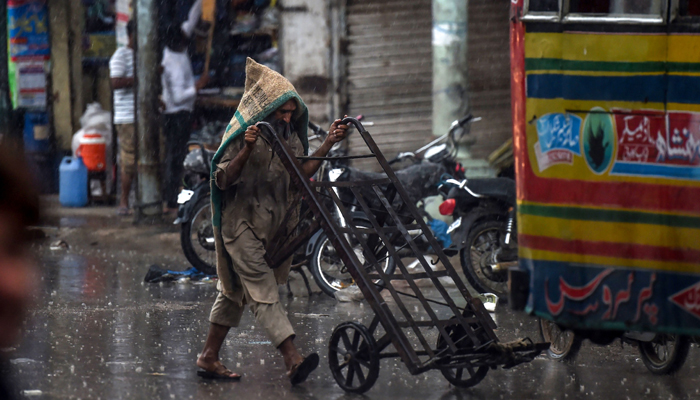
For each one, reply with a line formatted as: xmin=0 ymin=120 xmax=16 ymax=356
xmin=8 ymin=0 xmax=50 ymax=60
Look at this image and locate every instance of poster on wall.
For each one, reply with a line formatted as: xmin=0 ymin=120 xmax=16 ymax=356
xmin=7 ymin=0 xmax=50 ymax=60
xmin=16 ymin=59 xmax=47 ymax=109
xmin=7 ymin=0 xmax=50 ymax=109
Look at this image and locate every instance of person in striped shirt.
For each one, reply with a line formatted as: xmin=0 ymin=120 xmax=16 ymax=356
xmin=109 ymin=20 xmax=136 ymax=216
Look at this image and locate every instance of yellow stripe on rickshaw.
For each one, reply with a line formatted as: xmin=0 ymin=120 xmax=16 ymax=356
xmin=520 ymin=248 xmax=700 ymax=274
xmin=519 ymin=214 xmax=700 ymax=251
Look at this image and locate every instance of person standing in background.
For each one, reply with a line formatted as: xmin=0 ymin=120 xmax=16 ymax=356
xmin=109 ymin=20 xmax=136 ymax=216
xmin=161 ymin=21 xmax=208 ymax=214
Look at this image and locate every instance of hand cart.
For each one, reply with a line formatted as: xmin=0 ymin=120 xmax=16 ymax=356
xmin=258 ymin=118 xmax=548 ymax=393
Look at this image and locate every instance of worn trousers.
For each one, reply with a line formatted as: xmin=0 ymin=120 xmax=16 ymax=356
xmin=209 ymin=290 xmax=295 ymax=348
xmin=209 ymin=228 xmax=295 ymax=348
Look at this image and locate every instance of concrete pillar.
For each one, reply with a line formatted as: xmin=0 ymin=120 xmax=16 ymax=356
xmin=48 ymin=0 xmax=74 ymax=150
xmin=134 ymin=0 xmax=162 ymax=218
xmin=432 ymin=0 xmax=492 ymax=176
xmin=432 ymin=0 xmax=468 ymax=138
xmin=280 ymin=0 xmax=331 ymax=123
xmin=69 ymin=1 xmax=85 ymax=131
xmin=0 ymin=0 xmax=11 ymax=140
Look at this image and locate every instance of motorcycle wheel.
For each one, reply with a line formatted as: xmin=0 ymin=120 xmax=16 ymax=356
xmin=638 ymin=334 xmax=690 ymax=375
xmin=539 ymin=318 xmax=582 ymax=362
xmin=180 ymin=196 xmax=217 ymax=275
xmin=460 ymin=219 xmax=511 ymax=297
xmin=310 ymin=221 xmax=396 ymax=297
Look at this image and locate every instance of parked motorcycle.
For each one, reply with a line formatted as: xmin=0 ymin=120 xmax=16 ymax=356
xmin=539 ymin=319 xmax=691 ymax=375
xmin=174 ymin=140 xmax=216 ymax=275
xmin=437 ymin=175 xmax=517 ymax=298
xmin=307 ymin=116 xmax=475 ymax=296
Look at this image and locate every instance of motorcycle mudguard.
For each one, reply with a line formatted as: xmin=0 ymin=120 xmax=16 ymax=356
xmin=451 ymin=202 xmax=507 ymax=250
xmin=176 ymin=182 xmax=211 ymax=224
xmin=305 ymin=211 xmax=370 ymax=257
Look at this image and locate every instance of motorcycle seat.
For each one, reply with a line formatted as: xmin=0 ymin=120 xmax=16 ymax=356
xmin=341 ymin=161 xmax=448 ymax=204
xmin=462 ymin=178 xmax=516 ymax=205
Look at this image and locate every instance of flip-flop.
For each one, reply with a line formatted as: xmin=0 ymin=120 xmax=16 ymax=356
xmin=288 ymin=353 xmax=319 ymax=386
xmin=117 ymin=207 xmax=131 ymax=216
xmin=197 ymin=363 xmax=242 ymax=381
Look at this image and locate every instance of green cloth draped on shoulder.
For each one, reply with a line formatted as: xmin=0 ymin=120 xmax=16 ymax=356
xmin=210 ymin=58 xmax=309 ymax=301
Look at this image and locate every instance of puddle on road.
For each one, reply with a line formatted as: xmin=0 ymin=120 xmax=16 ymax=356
xmin=8 ymin=244 xmax=699 ymax=400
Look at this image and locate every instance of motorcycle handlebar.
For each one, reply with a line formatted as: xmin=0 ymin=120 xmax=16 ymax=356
xmin=308 ymin=121 xmax=327 ymax=138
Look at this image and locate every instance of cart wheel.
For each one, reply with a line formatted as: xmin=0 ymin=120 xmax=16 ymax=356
xmin=436 ymin=319 xmax=489 ymax=388
xmin=329 ymin=322 xmax=380 ymax=393
xmin=638 ymin=334 xmax=690 ymax=375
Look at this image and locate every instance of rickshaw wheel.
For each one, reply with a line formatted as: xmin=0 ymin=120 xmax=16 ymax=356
xmin=329 ymin=322 xmax=380 ymax=393
xmin=435 ymin=319 xmax=489 ymax=388
xmin=539 ymin=318 xmax=582 ymax=362
xmin=638 ymin=334 xmax=690 ymax=375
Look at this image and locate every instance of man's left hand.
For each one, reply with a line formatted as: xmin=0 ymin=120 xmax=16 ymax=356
xmin=327 ymin=118 xmax=349 ymax=144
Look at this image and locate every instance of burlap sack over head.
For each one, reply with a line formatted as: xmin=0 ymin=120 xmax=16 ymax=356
xmin=211 ymin=57 xmax=309 ymax=228
xmin=209 ymin=58 xmax=308 ymax=301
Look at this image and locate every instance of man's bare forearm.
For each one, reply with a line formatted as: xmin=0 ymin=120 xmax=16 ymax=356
xmin=111 ymin=77 xmax=134 ymax=89
xmin=223 ymin=145 xmax=254 ymax=187
xmin=301 ymin=139 xmax=334 ymax=177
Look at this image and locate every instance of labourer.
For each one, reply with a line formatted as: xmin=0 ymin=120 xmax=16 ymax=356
xmin=196 ymin=58 xmax=348 ymax=385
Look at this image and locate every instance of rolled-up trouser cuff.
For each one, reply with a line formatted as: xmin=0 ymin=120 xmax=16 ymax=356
xmin=208 ymin=291 xmax=295 ymax=348
xmin=249 ymin=300 xmax=295 ymax=348
xmin=209 ymin=292 xmax=244 ymax=327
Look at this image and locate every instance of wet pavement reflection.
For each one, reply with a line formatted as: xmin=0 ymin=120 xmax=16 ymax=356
xmin=7 ymin=219 xmax=700 ymax=399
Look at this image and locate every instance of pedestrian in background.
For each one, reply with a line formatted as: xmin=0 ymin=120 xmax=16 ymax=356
xmin=109 ymin=20 xmax=136 ymax=216
xmin=160 ymin=23 xmax=208 ymax=214
xmin=0 ymin=144 xmax=40 ymax=400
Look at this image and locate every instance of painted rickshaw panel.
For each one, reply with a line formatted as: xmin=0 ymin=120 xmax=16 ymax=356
xmin=510 ymin=0 xmax=700 ymax=335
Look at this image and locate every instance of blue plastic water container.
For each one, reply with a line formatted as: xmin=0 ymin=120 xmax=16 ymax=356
xmin=59 ymin=157 xmax=88 ymax=207
xmin=23 ymin=112 xmax=50 ymax=153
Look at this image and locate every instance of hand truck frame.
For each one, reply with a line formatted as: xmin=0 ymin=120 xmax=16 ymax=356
xmin=258 ymin=118 xmax=548 ymax=393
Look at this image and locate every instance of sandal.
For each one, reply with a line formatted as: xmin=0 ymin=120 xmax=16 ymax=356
xmin=117 ymin=207 xmax=132 ymax=216
xmin=197 ymin=361 xmax=242 ymax=381
xmin=287 ymin=353 xmax=319 ymax=386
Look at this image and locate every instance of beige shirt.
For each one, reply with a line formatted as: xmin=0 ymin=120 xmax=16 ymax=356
xmin=214 ymin=131 xmax=304 ymax=245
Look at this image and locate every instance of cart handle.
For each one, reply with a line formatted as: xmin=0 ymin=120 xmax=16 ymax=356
xmin=255 ymin=121 xmax=277 ymax=143
xmin=340 ymin=116 xmax=366 ymax=133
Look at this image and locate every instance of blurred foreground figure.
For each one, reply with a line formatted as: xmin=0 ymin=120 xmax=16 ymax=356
xmin=0 ymin=145 xmax=40 ymax=399
xmin=196 ymin=58 xmax=348 ymax=385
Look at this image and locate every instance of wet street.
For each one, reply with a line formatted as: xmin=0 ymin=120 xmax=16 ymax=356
xmin=6 ymin=202 xmax=700 ymax=399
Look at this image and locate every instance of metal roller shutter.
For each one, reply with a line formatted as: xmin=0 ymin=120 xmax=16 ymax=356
xmin=345 ymin=0 xmax=433 ymax=169
xmin=344 ymin=0 xmax=511 ymax=168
